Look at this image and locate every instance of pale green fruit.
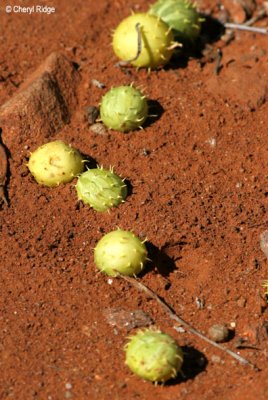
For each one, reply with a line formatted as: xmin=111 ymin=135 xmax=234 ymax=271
xmin=76 ymin=167 xmax=127 ymax=212
xmin=112 ymin=13 xmax=174 ymax=69
xmin=28 ymin=140 xmax=84 ymax=187
xmin=125 ymin=329 xmax=183 ymax=383
xmin=149 ymin=0 xmax=202 ymax=43
xmin=94 ymin=229 xmax=148 ymax=277
xmin=100 ymin=85 xmax=148 ymax=132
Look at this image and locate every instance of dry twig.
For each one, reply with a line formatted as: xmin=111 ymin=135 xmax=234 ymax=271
xmin=224 ymin=22 xmax=268 ymax=34
xmin=116 ymin=23 xmax=142 ymax=67
xmin=245 ymin=8 xmax=267 ymax=26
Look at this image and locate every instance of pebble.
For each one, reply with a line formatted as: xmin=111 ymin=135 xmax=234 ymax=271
xmin=65 ymin=383 xmax=72 ymax=390
xmin=91 ymin=78 xmax=106 ymax=89
xmin=83 ymin=106 xmax=99 ymax=124
xmin=90 ymin=123 xmax=107 ymax=136
xmin=195 ymin=297 xmax=205 ymax=309
xmin=174 ymin=326 xmax=186 ymax=333
xmin=237 ymin=297 xmax=247 ymax=308
xmin=211 ymin=355 xmax=222 ymax=364
xmin=208 ymin=324 xmax=229 ymax=343
xmin=206 ymin=137 xmax=217 ymax=147
xmin=103 ymin=308 xmax=153 ymax=331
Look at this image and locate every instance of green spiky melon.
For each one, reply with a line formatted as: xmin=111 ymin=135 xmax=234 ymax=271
xmin=76 ymin=167 xmax=127 ymax=212
xmin=28 ymin=140 xmax=84 ymax=187
xmin=125 ymin=329 xmax=183 ymax=383
xmin=100 ymin=85 xmax=148 ymax=132
xmin=94 ymin=229 xmax=148 ymax=277
xmin=112 ymin=13 xmax=174 ymax=69
xmin=149 ymin=0 xmax=202 ymax=43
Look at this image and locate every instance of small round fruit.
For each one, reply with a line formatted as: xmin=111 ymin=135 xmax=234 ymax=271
xmin=100 ymin=85 xmax=148 ymax=132
xmin=28 ymin=140 xmax=84 ymax=187
xmin=76 ymin=167 xmax=127 ymax=212
xmin=125 ymin=329 xmax=183 ymax=383
xmin=149 ymin=0 xmax=202 ymax=43
xmin=94 ymin=229 xmax=148 ymax=277
xmin=112 ymin=13 xmax=174 ymax=69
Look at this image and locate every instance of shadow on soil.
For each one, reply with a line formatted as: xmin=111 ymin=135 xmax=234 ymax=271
xmin=81 ymin=153 xmax=98 ymax=169
xmin=144 ymin=100 xmax=164 ymax=128
xmin=144 ymin=242 xmax=179 ymax=278
xmin=167 ymin=346 xmax=208 ymax=385
xmin=124 ymin=178 xmax=133 ymax=197
xmin=165 ymin=15 xmax=225 ymax=71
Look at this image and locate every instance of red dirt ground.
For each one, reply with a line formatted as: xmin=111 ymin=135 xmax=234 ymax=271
xmin=0 ymin=0 xmax=268 ymax=399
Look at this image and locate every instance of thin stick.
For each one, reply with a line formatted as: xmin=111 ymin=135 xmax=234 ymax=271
xmin=116 ymin=23 xmax=142 ymax=67
xmin=224 ymin=22 xmax=268 ymax=35
xmin=245 ymin=9 xmax=267 ymax=27
xmin=121 ymin=275 xmax=259 ymax=370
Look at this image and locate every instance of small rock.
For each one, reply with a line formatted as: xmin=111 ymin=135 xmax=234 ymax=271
xmin=90 ymin=123 xmax=107 ymax=136
xmin=211 ymin=355 xmax=222 ymax=364
xmin=65 ymin=383 xmax=72 ymax=390
xmin=174 ymin=326 xmax=186 ymax=333
xmin=103 ymin=308 xmax=153 ymax=331
xmin=206 ymin=138 xmax=217 ymax=147
xmin=208 ymin=324 xmax=229 ymax=343
xmin=141 ymin=148 xmax=150 ymax=156
xmin=195 ymin=297 xmax=205 ymax=309
xmin=237 ymin=297 xmax=247 ymax=308
xmin=83 ymin=106 xmax=99 ymax=125
xmin=91 ymin=79 xmax=106 ymax=89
